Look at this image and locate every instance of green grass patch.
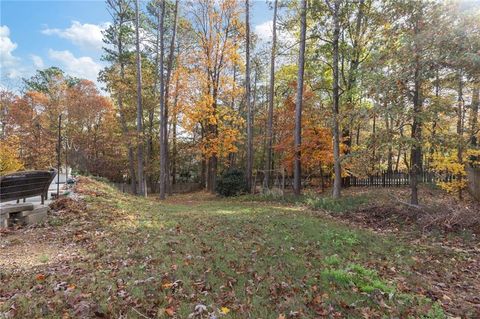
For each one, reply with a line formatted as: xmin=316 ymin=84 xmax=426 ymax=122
xmin=304 ymin=194 xmax=369 ymax=212
xmin=321 ymin=263 xmax=394 ymax=294
xmin=240 ymin=191 xmax=368 ymax=213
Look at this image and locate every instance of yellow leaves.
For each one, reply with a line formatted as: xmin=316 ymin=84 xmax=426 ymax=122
xmin=429 ymin=150 xmax=478 ymax=194
xmin=0 ymin=136 xmax=24 ymax=175
xmin=437 ymin=180 xmax=467 ymax=193
xmin=431 ymin=153 xmax=465 ymax=175
xmin=162 ymin=282 xmax=174 ymax=289
xmin=220 ymin=306 xmax=230 ymax=314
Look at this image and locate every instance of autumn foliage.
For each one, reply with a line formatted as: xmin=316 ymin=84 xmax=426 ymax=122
xmin=1 ymin=75 xmax=124 ymax=180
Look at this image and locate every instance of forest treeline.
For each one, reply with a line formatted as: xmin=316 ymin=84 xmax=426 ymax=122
xmin=1 ymin=0 xmax=480 ymax=205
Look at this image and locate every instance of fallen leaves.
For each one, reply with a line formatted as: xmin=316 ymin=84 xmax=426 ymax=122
xmin=165 ymin=306 xmax=175 ymax=316
xmin=219 ymin=306 xmax=230 ymax=314
xmin=35 ymin=274 xmax=46 ymax=281
xmin=162 ymin=282 xmax=174 ymax=289
xmin=2 ymin=178 xmax=480 ymax=318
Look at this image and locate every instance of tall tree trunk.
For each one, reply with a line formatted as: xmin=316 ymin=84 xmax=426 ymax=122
xmin=135 ymin=0 xmax=146 ymax=196
xmin=371 ymin=107 xmax=376 ymax=173
xmin=294 ymin=0 xmax=307 ymax=196
xmin=342 ymin=0 xmax=364 ymax=186
xmin=164 ymin=0 xmax=179 ymax=195
xmin=332 ymin=0 xmax=342 ymax=199
xmin=428 ymin=69 xmax=440 ymax=169
xmin=410 ymin=13 xmax=423 ymax=206
xmin=228 ymin=66 xmax=238 ymax=168
xmin=469 ymin=82 xmax=479 ymax=147
xmin=245 ymin=0 xmax=253 ymax=193
xmin=208 ymin=155 xmax=218 ymax=193
xmin=113 ymin=0 xmax=136 ymax=194
xmin=159 ymin=0 xmax=166 ymax=199
xmin=264 ymin=0 xmax=278 ymax=191
xmin=171 ymin=66 xmax=180 ymax=187
xmin=207 ymin=85 xmax=219 ymax=193
xmin=385 ymin=103 xmax=393 ymax=172
xmin=147 ymin=2 xmax=162 ymax=193
xmin=410 ymin=74 xmax=422 ymax=205
xmin=201 ymin=126 xmax=206 ymax=188
xmin=456 ymin=73 xmax=464 ymax=199
xmin=146 ymin=108 xmax=154 ymax=191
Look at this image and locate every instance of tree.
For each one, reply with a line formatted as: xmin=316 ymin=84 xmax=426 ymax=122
xmin=293 ymin=0 xmax=307 ymax=196
xmin=329 ymin=0 xmax=342 ymax=199
xmin=102 ymin=0 xmax=137 ymax=193
xmin=135 ymin=0 xmax=146 ymax=196
xmin=245 ymin=0 xmax=253 ymax=193
xmin=406 ymin=2 xmax=429 ymax=205
xmin=264 ymin=0 xmax=278 ymax=191
xmin=187 ymin=0 xmax=244 ymax=192
xmin=163 ymin=0 xmax=179 ymax=195
xmin=158 ymin=0 xmax=167 ymax=199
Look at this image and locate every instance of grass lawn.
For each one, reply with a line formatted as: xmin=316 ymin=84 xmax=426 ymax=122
xmin=1 ymin=177 xmax=476 ymax=318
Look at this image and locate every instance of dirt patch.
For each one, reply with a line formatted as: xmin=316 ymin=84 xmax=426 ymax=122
xmin=0 ymin=230 xmax=82 ymax=270
xmin=1 ymin=190 xmax=89 ymax=272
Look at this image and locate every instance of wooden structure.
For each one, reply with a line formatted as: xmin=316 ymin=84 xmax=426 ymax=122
xmin=0 ymin=170 xmax=57 ymax=204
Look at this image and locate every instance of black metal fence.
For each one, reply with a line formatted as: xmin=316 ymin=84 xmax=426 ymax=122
xmin=342 ymin=170 xmax=455 ymax=188
xmin=254 ymin=169 xmax=457 ymax=190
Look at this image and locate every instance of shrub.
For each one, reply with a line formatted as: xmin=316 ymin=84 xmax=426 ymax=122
xmin=216 ymin=168 xmax=247 ymax=197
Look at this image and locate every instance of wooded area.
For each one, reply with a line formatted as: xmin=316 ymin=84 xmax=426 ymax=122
xmin=2 ymin=0 xmax=480 ymax=206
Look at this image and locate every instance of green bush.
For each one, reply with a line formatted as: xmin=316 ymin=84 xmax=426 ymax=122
xmin=216 ymin=168 xmax=247 ymax=197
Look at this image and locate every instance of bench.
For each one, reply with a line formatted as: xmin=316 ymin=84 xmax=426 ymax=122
xmin=0 ymin=170 xmax=57 ymax=204
xmin=0 ymin=170 xmax=56 ymax=227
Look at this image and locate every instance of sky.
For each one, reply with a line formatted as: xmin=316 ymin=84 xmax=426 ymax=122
xmin=0 ymin=0 xmax=276 ymax=90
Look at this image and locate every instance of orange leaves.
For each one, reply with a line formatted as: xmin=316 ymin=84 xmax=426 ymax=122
xmin=165 ymin=306 xmax=175 ymax=316
xmin=274 ymin=85 xmax=334 ymax=175
xmin=181 ymin=0 xmax=244 ymax=162
xmin=162 ymin=282 xmax=174 ymax=289
xmin=35 ymin=274 xmax=46 ymax=281
xmin=3 ymin=75 xmax=123 ymax=178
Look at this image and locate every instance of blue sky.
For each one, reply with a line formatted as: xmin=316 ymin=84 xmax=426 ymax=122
xmin=0 ymin=0 xmax=275 ymax=89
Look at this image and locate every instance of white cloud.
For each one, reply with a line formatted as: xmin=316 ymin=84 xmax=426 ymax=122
xmin=0 ymin=25 xmax=22 ymax=79
xmin=254 ymin=20 xmax=274 ymax=42
xmin=30 ymin=54 xmax=44 ymax=69
xmin=48 ymin=49 xmax=102 ymax=83
xmin=254 ymin=20 xmax=296 ymax=46
xmin=42 ymin=21 xmax=109 ymax=51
